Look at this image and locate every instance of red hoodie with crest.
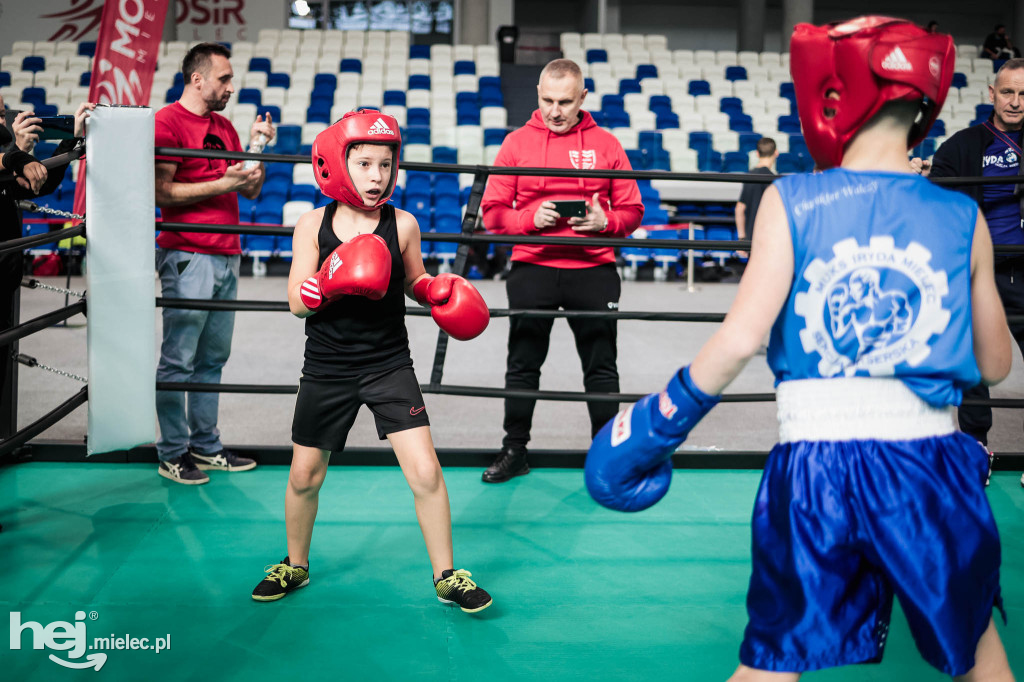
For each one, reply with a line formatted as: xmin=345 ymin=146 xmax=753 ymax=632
xmin=481 ymin=109 xmax=644 ymax=268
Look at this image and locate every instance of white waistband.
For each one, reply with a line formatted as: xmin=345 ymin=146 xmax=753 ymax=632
xmin=776 ymin=378 xmax=955 ymax=442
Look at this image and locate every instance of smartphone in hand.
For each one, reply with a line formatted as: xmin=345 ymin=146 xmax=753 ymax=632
xmin=552 ymin=200 xmax=587 ymax=218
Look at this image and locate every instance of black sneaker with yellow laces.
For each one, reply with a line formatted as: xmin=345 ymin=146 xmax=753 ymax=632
xmin=434 ymin=569 xmax=492 ymax=613
xmin=252 ymin=557 xmax=309 ymax=602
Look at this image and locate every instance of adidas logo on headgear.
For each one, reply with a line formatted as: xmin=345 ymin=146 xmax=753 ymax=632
xmin=881 ymin=46 xmax=913 ymax=72
xmin=367 ymin=117 xmax=394 ymax=136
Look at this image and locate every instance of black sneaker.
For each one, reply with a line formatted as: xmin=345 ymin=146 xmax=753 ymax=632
xmin=252 ymin=557 xmax=309 ymax=602
xmin=191 ymin=449 xmax=256 ymax=472
xmin=435 ymin=569 xmax=492 ymax=613
xmin=482 ymin=446 xmax=529 ymax=483
xmin=158 ymin=453 xmax=209 ymax=485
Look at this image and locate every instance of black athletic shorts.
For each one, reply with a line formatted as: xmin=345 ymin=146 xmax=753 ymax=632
xmin=291 ymin=365 xmax=430 ymax=452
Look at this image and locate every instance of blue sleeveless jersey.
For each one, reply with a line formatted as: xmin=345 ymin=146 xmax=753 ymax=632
xmin=768 ymin=168 xmax=980 ymax=407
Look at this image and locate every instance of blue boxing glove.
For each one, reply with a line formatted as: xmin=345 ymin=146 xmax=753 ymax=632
xmin=585 ymin=366 xmax=720 ymax=512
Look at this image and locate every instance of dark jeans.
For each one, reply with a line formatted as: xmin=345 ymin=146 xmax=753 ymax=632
xmin=958 ymin=258 xmax=1024 ymax=444
xmin=502 ymin=262 xmax=621 ymax=450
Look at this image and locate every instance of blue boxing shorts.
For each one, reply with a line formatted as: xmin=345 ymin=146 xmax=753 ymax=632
xmin=740 ymin=378 xmax=1004 ymax=676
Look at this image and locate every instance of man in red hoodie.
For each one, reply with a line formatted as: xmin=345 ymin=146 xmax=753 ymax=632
xmin=480 ymin=58 xmax=644 ymax=483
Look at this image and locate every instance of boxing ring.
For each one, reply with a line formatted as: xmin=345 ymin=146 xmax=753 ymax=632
xmin=1 ymin=108 xmax=1022 ymax=680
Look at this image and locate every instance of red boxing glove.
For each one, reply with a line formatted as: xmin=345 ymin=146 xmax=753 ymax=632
xmin=413 ymin=273 xmax=489 ymax=340
xmin=300 ymin=233 xmax=391 ymax=311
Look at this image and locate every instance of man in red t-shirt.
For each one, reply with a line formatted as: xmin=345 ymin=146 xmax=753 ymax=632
xmin=153 ymin=42 xmax=275 ymax=485
xmin=480 ymin=58 xmax=644 ymax=483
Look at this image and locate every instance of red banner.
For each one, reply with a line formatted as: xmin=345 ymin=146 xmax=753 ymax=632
xmin=73 ymin=0 xmax=169 ymax=218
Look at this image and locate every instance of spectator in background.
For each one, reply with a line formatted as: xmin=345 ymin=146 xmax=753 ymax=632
xmin=734 ymin=137 xmax=778 ymax=258
xmin=915 ymin=58 xmax=1024 ymax=487
xmin=983 ymin=24 xmax=1021 ymax=59
xmin=480 ymin=58 xmax=644 ymax=483
xmin=153 ymin=42 xmax=274 ymax=485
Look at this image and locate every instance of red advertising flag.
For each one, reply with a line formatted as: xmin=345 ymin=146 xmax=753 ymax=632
xmin=73 ymin=0 xmax=169 ymax=218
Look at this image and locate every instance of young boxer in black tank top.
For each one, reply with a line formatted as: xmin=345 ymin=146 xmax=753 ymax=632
xmin=250 ymin=111 xmax=493 ymax=613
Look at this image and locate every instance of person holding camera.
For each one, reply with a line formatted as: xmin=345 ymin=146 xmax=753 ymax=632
xmin=479 ymin=58 xmax=644 ymax=483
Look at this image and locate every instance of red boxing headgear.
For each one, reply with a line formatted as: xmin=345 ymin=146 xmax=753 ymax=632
xmin=311 ymin=109 xmax=402 ymax=210
xmin=790 ymin=16 xmax=955 ymax=169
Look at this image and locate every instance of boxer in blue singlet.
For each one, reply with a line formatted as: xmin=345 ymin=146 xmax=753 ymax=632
xmin=585 ymin=16 xmax=1016 ymax=681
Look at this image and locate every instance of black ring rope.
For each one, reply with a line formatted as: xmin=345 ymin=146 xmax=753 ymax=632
xmin=0 ymin=301 xmax=86 ymax=348
xmin=0 ymin=387 xmax=87 ymax=458
xmin=154 ymin=146 xmax=1022 ymax=187
xmin=0 ymin=223 xmax=86 ymax=256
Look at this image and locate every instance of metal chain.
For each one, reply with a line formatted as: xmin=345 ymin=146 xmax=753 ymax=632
xmin=17 ymin=200 xmax=86 ymax=222
xmin=22 ymin=278 xmax=86 ymax=298
xmin=15 ymin=353 xmax=87 ymax=383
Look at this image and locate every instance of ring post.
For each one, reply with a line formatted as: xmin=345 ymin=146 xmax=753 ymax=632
xmin=85 ymin=106 xmax=157 ymax=455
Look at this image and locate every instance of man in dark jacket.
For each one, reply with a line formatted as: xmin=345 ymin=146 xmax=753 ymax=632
xmin=925 ymin=58 xmax=1024 ymax=473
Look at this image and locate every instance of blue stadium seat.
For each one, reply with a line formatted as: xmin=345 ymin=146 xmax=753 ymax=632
xmin=409 ymin=74 xmax=431 ymax=90
xmin=589 ymin=111 xmax=605 ymax=126
xmin=238 ymin=88 xmax=262 ymax=107
xmin=720 ymin=97 xmax=743 ymax=115
xmin=173 ymin=72 xmax=185 ymax=87
xmin=383 ymin=90 xmax=406 ymax=106
xmin=289 ymin=184 xmax=318 ymax=203
xmin=788 ymin=134 xmax=808 ymax=157
xmin=976 ymin=103 xmax=994 ymax=119
xmin=34 ymin=141 xmax=58 ymax=159
xmin=435 ymin=196 xmax=462 ymax=219
xmin=22 ymin=56 xmax=45 ymax=73
xmin=409 ymin=44 xmax=430 ymax=59
xmin=777 ymin=152 xmax=806 ymax=174
xmin=453 ymin=60 xmax=476 ymax=75
xmin=407 ymin=107 xmax=430 ymax=126
xmin=267 ymin=72 xmax=290 ymax=88
xmin=21 ymin=87 xmax=46 ymax=107
xmin=238 ymin=198 xmax=257 ymax=223
xmin=951 ymin=72 xmax=968 ymax=88
xmin=435 ymin=214 xmax=461 ymax=233
xmin=265 ymin=163 xmax=292 ymax=180
xmin=300 ymin=144 xmax=314 ymax=156
xmin=390 ymin=186 xmax=403 ymax=207
xmin=779 ymin=82 xmax=796 ymax=100
xmin=649 ymin=95 xmax=672 ymax=114
xmin=79 ymin=72 xmax=92 ymax=87
xmin=434 ymin=174 xmax=460 ymax=199
xmin=479 ymin=88 xmax=503 ymax=107
xmin=340 ymin=58 xmax=362 ymax=73
xmin=722 ymin=151 xmax=749 ymax=172
xmin=405 ymin=171 xmax=432 ymax=195
xmin=432 ymin=147 xmax=458 ymax=164
xmin=725 ymin=66 xmax=748 ymax=81
xmin=310 ymin=92 xmax=333 ymax=109
xmin=688 ymin=80 xmax=711 ymax=96
xmin=484 ymin=128 xmax=508 ymax=146
xmin=457 ymin=109 xmax=481 ymax=125
xmin=78 ymin=41 xmax=97 ymax=57
xmin=636 ymin=64 xmax=658 ymax=80
xmin=602 ymin=94 xmax=624 ymax=109
xmin=729 ymin=114 xmax=753 ymax=132
xmin=314 ymin=73 xmax=337 ymax=90
xmin=260 ymin=178 xmax=290 ymax=201
xmin=642 ymin=203 xmax=670 ymax=226
xmin=637 ymin=180 xmax=660 ymax=201
xmin=778 ymin=114 xmax=801 ymax=133
xmin=638 ymin=131 xmax=663 ymax=155
xmin=584 ymin=77 xmax=595 ymax=92
xmin=689 ymin=131 xmax=713 ymax=155
xmin=479 ymin=76 xmax=502 ymax=90
xmin=586 ymin=49 xmax=608 ymax=63
xmin=626 ymin=149 xmax=646 ymax=169
xmin=619 ymin=79 xmax=641 ymax=95
xmin=275 ymin=125 xmax=301 ymax=154
xmin=254 ymin=201 xmax=284 ymax=225
xmin=403 ymin=127 xmax=430 ymax=145
xmin=649 ymin=150 xmax=670 ymax=171
xmin=246 ymin=234 xmax=276 ymax=251
xmin=166 ymin=85 xmax=184 ymax=103
xmin=34 ymin=104 xmax=58 ymax=116
xmin=0 ymin=72 xmax=9 ymax=88
xmin=248 ymin=57 xmax=272 ymax=74
xmin=315 ymin=192 xmax=332 ymax=208
xmin=929 ymin=120 xmax=946 ymax=137
xmin=656 ymin=112 xmax=680 ymax=129
xmin=306 ymin=103 xmax=331 ymax=124
xmin=604 ymin=107 xmax=630 ymax=128
xmin=912 ymin=138 xmax=937 ymax=158
xmin=697 ymin=150 xmax=722 ymax=172
xmin=456 ymin=91 xmax=479 ymax=107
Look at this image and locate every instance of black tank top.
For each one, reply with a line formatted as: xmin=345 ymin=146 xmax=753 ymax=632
xmin=303 ymin=202 xmax=412 ymax=377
